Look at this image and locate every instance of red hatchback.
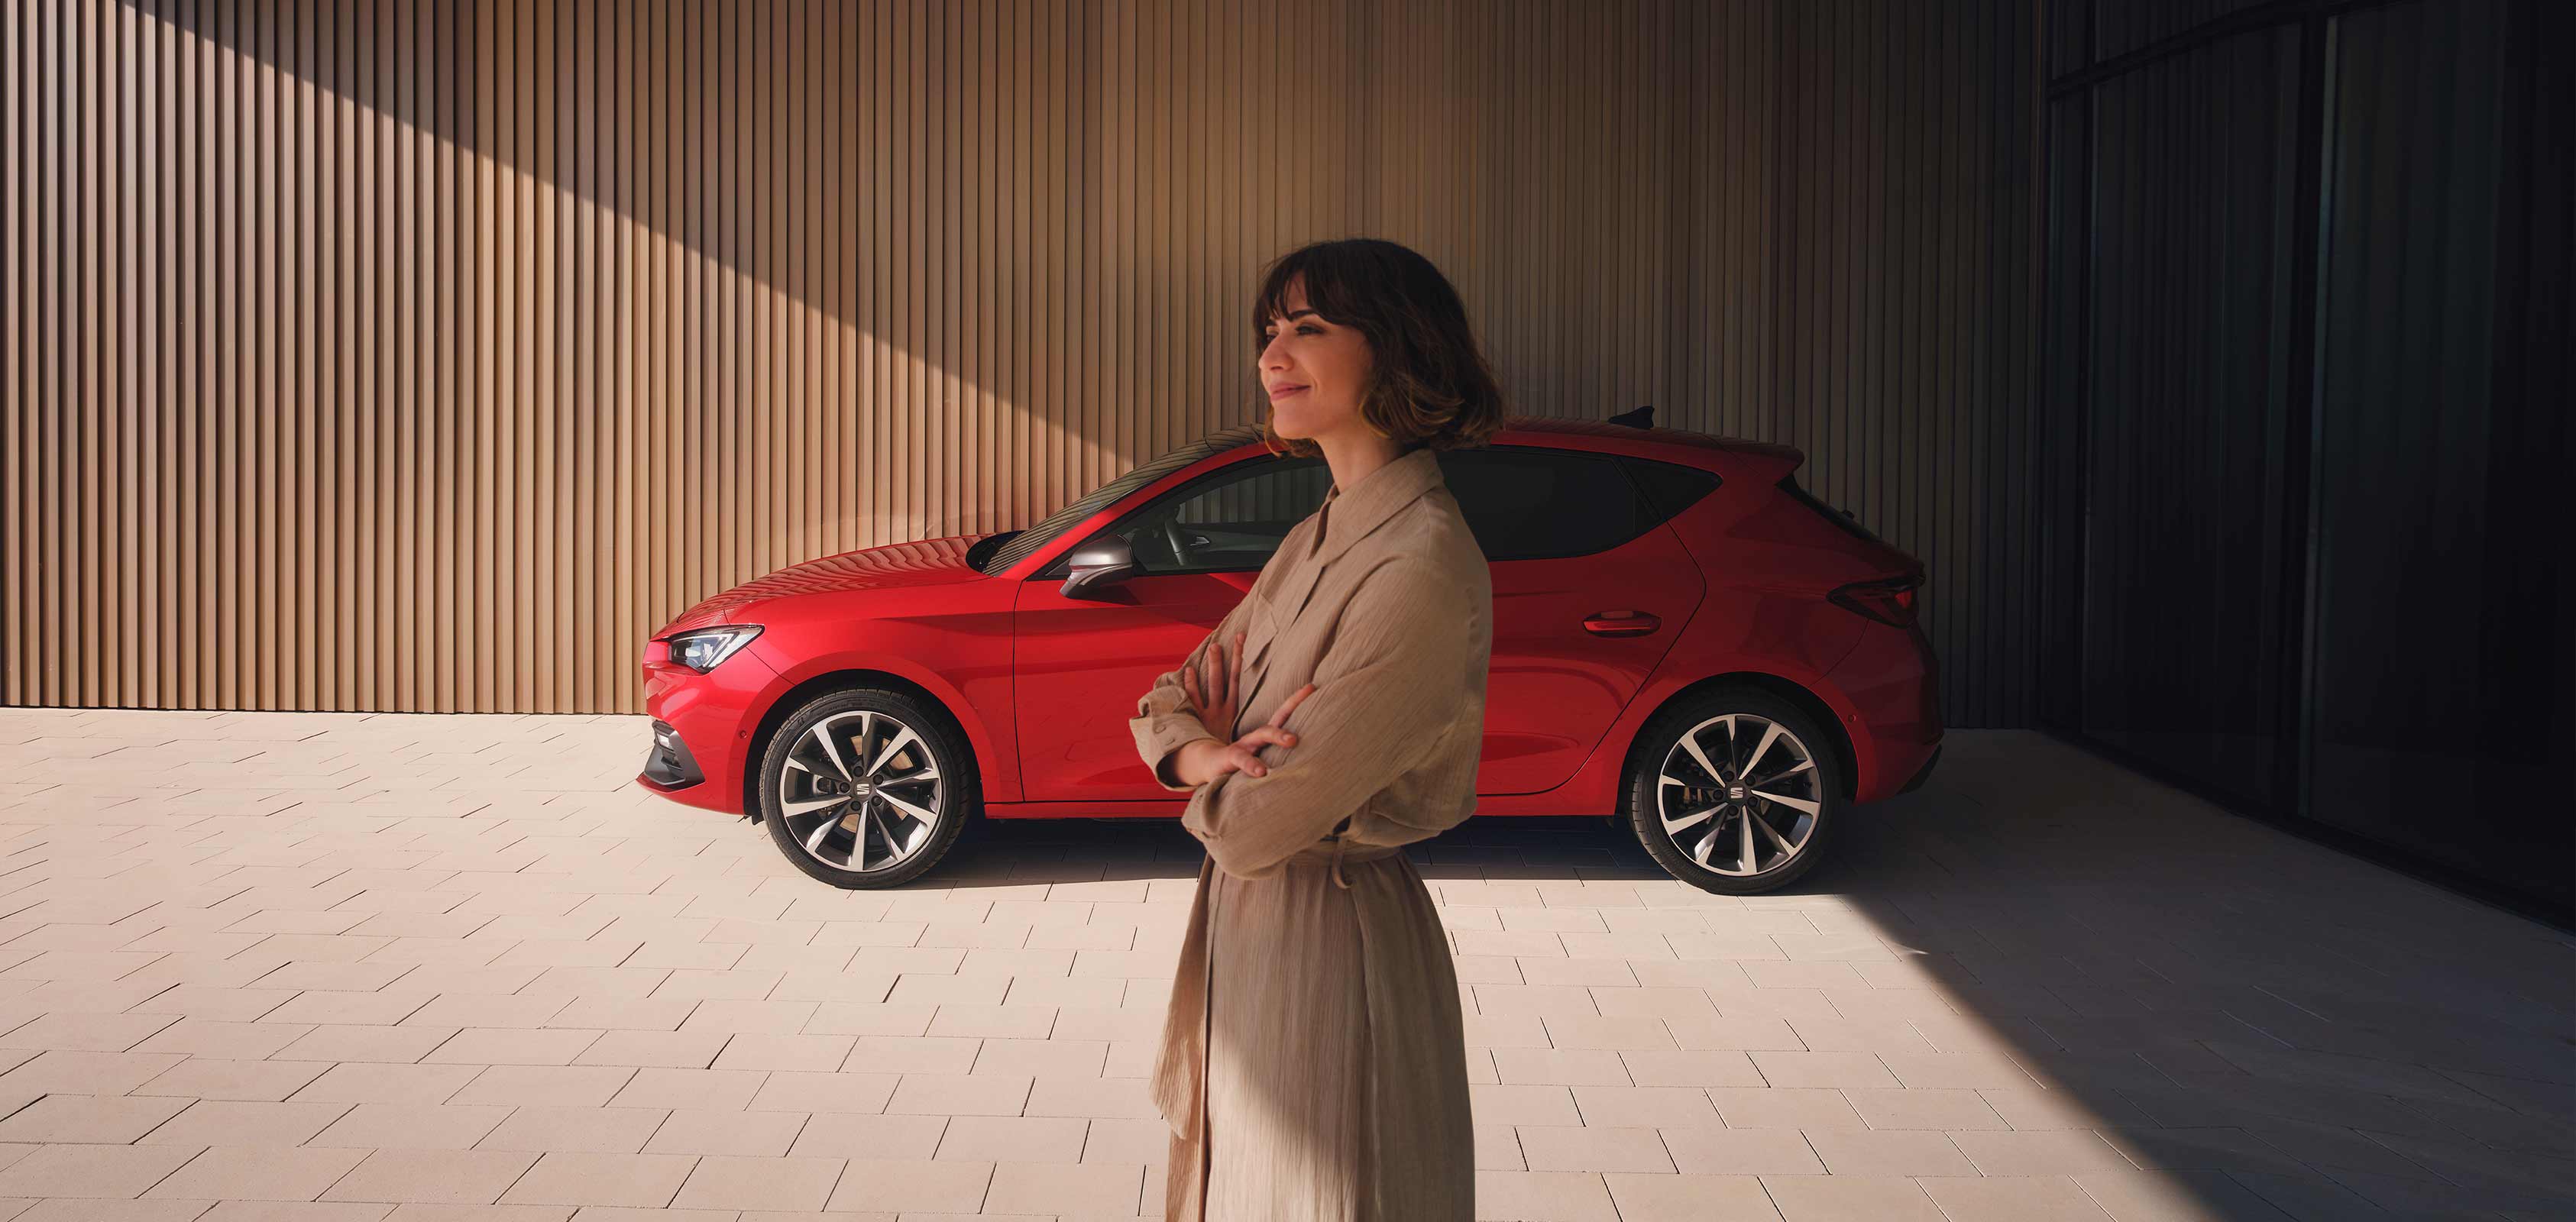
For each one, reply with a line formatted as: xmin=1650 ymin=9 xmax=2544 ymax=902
xmin=638 ymin=415 xmax=1942 ymax=894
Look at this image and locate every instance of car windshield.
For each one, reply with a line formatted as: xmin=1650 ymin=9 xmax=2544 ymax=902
xmin=975 ymin=423 xmax=1269 ymax=574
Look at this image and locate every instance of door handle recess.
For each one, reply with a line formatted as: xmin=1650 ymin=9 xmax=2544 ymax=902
xmin=1582 ymin=610 xmax=1660 ymax=638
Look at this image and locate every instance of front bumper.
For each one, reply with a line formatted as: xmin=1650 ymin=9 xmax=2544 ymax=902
xmin=639 ymin=719 xmax=707 ymax=791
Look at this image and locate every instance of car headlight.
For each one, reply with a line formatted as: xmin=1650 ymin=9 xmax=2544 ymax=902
xmin=664 ymin=625 xmax=763 ymax=674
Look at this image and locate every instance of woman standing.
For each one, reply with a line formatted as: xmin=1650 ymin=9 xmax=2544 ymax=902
xmin=1129 ymin=238 xmax=1503 ymax=1220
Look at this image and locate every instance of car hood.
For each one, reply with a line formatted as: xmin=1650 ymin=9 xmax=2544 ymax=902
xmin=653 ymin=534 xmax=995 ymax=636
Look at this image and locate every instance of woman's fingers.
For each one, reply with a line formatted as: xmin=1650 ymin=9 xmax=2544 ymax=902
xmin=1225 ymin=743 xmax=1269 ymax=778
xmin=1238 ymin=724 xmax=1298 ymax=751
xmin=1267 ymin=682 xmax=1319 ymax=726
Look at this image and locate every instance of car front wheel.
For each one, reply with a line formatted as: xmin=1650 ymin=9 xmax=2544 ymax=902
xmin=757 ymin=688 xmax=977 ymax=889
xmin=1626 ymin=687 xmax=1840 ymax=894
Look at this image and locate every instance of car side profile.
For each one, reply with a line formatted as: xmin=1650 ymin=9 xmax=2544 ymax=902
xmin=638 ymin=413 xmax=1943 ymax=894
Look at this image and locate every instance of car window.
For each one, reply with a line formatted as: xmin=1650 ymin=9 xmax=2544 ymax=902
xmin=1073 ymin=454 xmax=1332 ymax=575
xmin=1436 ymin=447 xmax=1656 ymax=561
xmin=980 ymin=422 xmax=1269 ymax=574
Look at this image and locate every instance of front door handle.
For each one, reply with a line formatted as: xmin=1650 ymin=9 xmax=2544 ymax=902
xmin=1582 ymin=609 xmax=1661 ymax=638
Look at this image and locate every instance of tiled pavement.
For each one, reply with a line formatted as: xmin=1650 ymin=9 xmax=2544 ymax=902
xmin=0 ymin=710 xmax=2566 ymax=1222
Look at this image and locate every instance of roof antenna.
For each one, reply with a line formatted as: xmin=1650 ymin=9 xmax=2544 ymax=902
xmin=1608 ymin=405 xmax=1654 ymax=429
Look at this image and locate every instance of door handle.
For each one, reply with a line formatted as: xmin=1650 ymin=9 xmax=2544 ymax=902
xmin=1582 ymin=610 xmax=1660 ymax=638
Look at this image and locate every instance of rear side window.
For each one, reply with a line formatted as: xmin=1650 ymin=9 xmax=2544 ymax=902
xmin=1437 ymin=448 xmax=1675 ymax=561
xmin=1620 ymin=457 xmax=1723 ymax=526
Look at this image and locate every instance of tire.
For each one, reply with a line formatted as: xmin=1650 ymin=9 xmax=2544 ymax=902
xmin=1625 ymin=686 xmax=1842 ymax=894
xmin=756 ymin=687 xmax=979 ymax=889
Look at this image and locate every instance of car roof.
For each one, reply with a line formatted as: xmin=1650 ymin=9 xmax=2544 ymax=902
xmin=1207 ymin=414 xmax=1802 ymax=472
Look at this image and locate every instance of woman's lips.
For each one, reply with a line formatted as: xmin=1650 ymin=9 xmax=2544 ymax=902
xmin=1268 ymin=385 xmax=1307 ymax=400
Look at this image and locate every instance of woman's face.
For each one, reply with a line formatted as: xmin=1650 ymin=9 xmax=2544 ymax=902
xmin=1257 ymin=278 xmax=1375 ymax=445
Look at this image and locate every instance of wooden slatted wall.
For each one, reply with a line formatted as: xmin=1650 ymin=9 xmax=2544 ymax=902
xmin=2 ymin=0 xmax=2037 ymax=723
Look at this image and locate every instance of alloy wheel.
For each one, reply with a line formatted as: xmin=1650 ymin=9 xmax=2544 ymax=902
xmin=775 ymin=710 xmax=944 ymax=874
xmin=1655 ymin=713 xmax=1823 ymax=877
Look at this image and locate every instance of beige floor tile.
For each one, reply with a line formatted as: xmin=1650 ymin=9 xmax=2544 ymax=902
xmin=1662 ymin=1127 xmax=1825 ymax=1175
xmin=140 ymin=1101 xmax=354 ymax=1147
xmin=1516 ymin=1125 xmax=1675 ymax=1173
xmin=1 ymin=1050 xmax=190 ymax=1094
xmin=571 ymin=1030 xmax=729 ymax=1069
xmin=1619 ymin=1050 xmax=1765 ymax=1089
xmin=400 ymin=997 xmax=571 ymax=1032
xmin=644 ymin=1109 xmax=808 ymax=1157
xmin=453 ymin=1067 xmax=637 ymax=1110
xmin=1802 ymin=1128 xmax=1976 ymax=1176
xmin=884 ymin=1075 xmax=1030 ymax=1117
xmin=1918 ymin=1175 xmax=2115 ymax=1220
xmin=323 ymin=1149 xmax=539 ymax=1207
xmin=1569 ymin=1085 xmax=1721 ymax=1129
xmin=744 ymin=1072 xmax=900 ymax=1115
xmin=982 ymin=1160 xmax=1143 ymax=1215
xmin=497 ymin=1152 xmax=695 ymax=1208
xmin=710 ymin=1034 xmax=856 ymax=1074
xmin=1471 ymin=1169 xmax=1618 ymax=1221
xmin=134 ymin=1059 xmax=334 ymax=1102
xmin=822 ymin=1158 xmax=991 ymax=1213
xmin=1471 ymin=1084 xmax=1583 ymax=1128
xmin=147 ymin=1145 xmax=370 ymax=1201
xmin=0 ymin=1143 xmax=203 ymax=1198
xmin=475 ymin=1107 xmax=671 ymax=1155
xmin=310 ymin=1104 xmax=515 ymax=1151
xmin=1842 ymin=1087 xmax=2011 ymax=1130
xmin=595 ymin=1068 xmax=762 ymax=1113
xmin=668 ymin=1154 xmax=843 ymax=1212
xmin=291 ymin=1063 xmax=487 ymax=1106
xmin=0 ymin=1012 xmax=181 ymax=1053
xmin=1950 ymin=1129 xmax=2144 ymax=1177
xmin=965 ymin=1039 xmax=1106 ymax=1079
xmin=1603 ymin=1172 xmax=1784 ymax=1222
xmin=275 ymin=1026 xmax=458 ymax=1065
xmin=0 ymin=1094 xmax=195 ymax=1144
xmin=930 ymin=1115 xmax=1086 ymax=1163
xmin=1490 ymin=1049 xmax=1631 ymax=1087
xmin=790 ymin=1112 xmax=947 ymax=1161
xmin=1759 ymin=1173 xmax=1946 ymax=1222
xmin=1749 ymin=1051 xmax=1900 ymax=1090
xmin=1707 ymin=1087 xmax=1871 ymax=1130
xmin=1668 ymin=1016 xmax=1807 ymax=1052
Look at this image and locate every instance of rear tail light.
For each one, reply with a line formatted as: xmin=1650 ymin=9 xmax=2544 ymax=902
xmin=1830 ymin=574 xmax=1921 ymax=627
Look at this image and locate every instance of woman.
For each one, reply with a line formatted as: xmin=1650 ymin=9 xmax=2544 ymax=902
xmin=1128 ymin=238 xmax=1503 ymax=1221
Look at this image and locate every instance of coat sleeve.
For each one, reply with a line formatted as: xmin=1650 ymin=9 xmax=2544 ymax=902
xmin=1128 ymin=590 xmax=1263 ymax=792
xmin=1180 ymin=558 xmax=1472 ymax=879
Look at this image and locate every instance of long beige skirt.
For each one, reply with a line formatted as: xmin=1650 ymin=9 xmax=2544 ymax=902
xmin=1158 ymin=842 xmax=1473 ymax=1221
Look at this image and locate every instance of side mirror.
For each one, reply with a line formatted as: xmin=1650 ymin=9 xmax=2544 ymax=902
xmin=1060 ymin=536 xmax=1138 ymax=600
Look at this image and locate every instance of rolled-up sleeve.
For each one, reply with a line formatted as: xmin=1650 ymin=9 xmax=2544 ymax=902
xmin=1180 ymin=559 xmax=1471 ymax=878
xmin=1129 ymin=593 xmax=1261 ymax=791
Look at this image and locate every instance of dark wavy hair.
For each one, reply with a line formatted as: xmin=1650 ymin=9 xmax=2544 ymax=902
xmin=1251 ymin=238 xmax=1506 ymax=456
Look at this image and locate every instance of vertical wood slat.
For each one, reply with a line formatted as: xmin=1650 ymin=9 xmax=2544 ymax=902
xmin=2 ymin=0 xmax=2037 ymax=728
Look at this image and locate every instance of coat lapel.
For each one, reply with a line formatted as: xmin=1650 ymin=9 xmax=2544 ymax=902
xmin=1235 ymin=447 xmax=1445 ymax=716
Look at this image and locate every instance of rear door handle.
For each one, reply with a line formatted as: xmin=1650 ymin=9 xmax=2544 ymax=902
xmin=1582 ymin=610 xmax=1661 ymax=638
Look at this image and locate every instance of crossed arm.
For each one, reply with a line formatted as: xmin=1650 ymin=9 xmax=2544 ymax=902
xmin=1128 ymin=560 xmax=1471 ymax=878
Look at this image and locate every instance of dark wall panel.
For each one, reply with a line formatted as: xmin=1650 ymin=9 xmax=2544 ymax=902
xmin=2040 ymin=0 xmax=2571 ymax=915
xmin=2306 ymin=0 xmax=2569 ymax=910
xmin=2079 ymin=27 xmax=2303 ymax=804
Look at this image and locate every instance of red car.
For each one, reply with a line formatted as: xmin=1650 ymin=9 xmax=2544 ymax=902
xmin=638 ymin=415 xmax=1941 ymax=894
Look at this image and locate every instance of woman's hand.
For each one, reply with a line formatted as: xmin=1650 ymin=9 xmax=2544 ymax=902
xmin=1170 ymin=630 xmax=1316 ymax=787
xmin=1180 ymin=632 xmax=1249 ymax=739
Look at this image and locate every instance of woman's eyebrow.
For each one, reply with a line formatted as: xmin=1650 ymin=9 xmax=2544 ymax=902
xmin=1264 ymin=309 xmax=1322 ymax=328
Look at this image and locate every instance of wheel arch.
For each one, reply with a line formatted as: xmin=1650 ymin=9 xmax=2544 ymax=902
xmin=1616 ymin=671 xmax=1859 ymax=805
xmin=740 ymin=668 xmax=983 ymax=823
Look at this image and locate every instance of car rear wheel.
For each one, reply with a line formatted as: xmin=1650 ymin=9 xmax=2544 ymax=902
xmin=1626 ymin=687 xmax=1840 ymax=894
xmin=757 ymin=688 xmax=977 ymax=889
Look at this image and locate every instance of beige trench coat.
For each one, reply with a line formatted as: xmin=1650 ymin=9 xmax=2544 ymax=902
xmin=1129 ymin=445 xmax=1491 ymax=1221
